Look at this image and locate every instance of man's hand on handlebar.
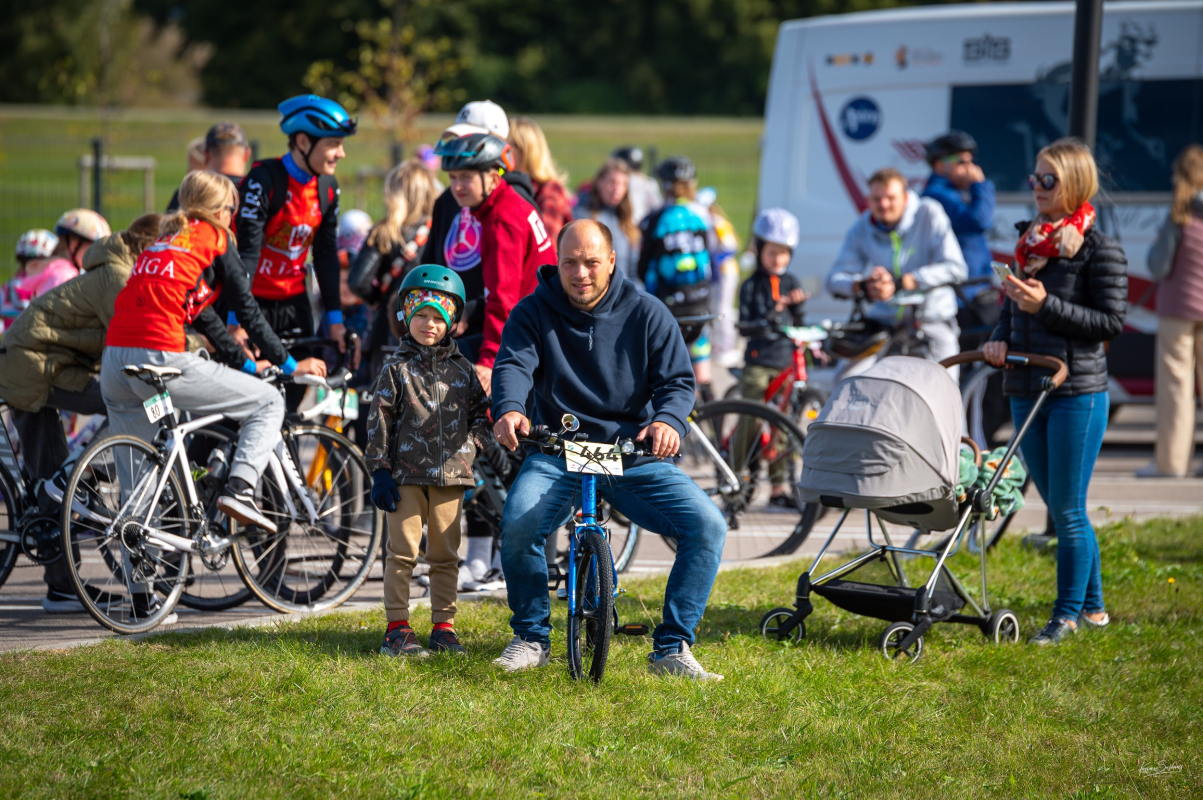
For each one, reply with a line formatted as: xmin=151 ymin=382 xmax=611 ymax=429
xmin=982 ymin=341 xmax=1008 ymax=367
xmin=293 ymin=357 xmax=328 ymax=377
xmin=494 ymin=411 xmax=530 ymax=452
xmin=637 ymin=421 xmax=680 ymax=459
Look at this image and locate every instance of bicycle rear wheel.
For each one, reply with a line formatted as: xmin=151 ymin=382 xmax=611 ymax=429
xmin=232 ymin=425 xmax=382 ymax=613
xmin=61 ymin=434 xmax=188 ymax=634
xmin=566 ymin=529 xmax=615 ymax=683
xmin=680 ymin=399 xmax=820 ymax=560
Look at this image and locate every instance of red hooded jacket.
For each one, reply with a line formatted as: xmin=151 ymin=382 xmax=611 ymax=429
xmin=474 ymin=178 xmax=556 ymax=369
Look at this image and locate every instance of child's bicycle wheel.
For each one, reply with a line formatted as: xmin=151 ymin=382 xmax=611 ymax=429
xmin=566 ymin=529 xmax=615 ymax=683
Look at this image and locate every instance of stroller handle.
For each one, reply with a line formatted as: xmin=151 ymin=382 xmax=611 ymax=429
xmin=940 ymin=350 xmax=1068 ymax=391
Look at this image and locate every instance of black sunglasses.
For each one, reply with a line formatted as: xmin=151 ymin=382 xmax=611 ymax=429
xmin=1027 ymin=172 xmax=1059 ymax=191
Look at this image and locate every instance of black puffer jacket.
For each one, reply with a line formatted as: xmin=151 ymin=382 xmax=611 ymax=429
xmin=363 ymin=335 xmax=491 ymax=487
xmin=989 ymin=223 xmax=1128 ymax=397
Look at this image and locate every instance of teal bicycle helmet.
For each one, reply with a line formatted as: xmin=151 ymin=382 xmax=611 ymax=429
xmin=397 ymin=265 xmax=466 ymax=325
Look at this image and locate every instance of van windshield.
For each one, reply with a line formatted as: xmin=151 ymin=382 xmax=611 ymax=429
xmin=951 ymin=78 xmax=1202 ymax=194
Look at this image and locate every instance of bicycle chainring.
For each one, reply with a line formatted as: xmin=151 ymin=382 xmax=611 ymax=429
xmin=18 ymin=512 xmax=62 ymax=564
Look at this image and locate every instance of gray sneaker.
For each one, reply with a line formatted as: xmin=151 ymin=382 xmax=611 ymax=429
xmin=493 ymin=636 xmax=549 ymax=672
xmin=380 ymin=626 xmax=430 ymax=658
xmin=647 ymin=642 xmax=723 ymax=681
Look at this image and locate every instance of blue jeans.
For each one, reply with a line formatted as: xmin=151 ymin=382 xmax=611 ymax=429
xmin=500 ymin=453 xmax=727 ymax=652
xmin=1010 ymin=391 xmax=1109 ymax=621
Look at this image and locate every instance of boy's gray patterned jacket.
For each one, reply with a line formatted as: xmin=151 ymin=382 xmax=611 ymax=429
xmin=364 ymin=335 xmax=492 ymax=487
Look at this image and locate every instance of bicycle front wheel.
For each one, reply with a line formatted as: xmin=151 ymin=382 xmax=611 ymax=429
xmin=566 ymin=529 xmax=615 ymax=683
xmin=681 ymin=399 xmax=820 ymax=560
xmin=61 ymin=434 xmax=189 ymax=634
xmin=232 ymin=425 xmax=382 ymax=613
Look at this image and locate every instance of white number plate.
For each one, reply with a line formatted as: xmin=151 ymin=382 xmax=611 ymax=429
xmin=143 ymin=392 xmax=174 ymax=424
xmin=316 ymin=387 xmax=360 ymax=420
xmin=563 ymin=441 xmax=623 ymax=476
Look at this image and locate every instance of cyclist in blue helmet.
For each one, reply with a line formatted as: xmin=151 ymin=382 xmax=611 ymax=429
xmin=230 ymin=95 xmax=358 ymax=410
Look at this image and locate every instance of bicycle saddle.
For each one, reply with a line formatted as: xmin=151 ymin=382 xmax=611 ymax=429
xmin=122 ymin=364 xmax=183 ymax=381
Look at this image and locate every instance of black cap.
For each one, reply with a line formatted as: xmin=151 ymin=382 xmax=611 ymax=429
xmin=925 ymin=130 xmax=978 ymax=164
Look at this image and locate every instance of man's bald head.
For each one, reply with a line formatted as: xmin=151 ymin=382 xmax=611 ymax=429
xmin=557 ymin=218 xmax=617 ymax=311
xmin=557 ymin=217 xmax=614 ymax=255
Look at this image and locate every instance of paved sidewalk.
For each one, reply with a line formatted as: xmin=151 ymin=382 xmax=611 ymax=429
xmin=1 ymin=404 xmax=1199 ymax=653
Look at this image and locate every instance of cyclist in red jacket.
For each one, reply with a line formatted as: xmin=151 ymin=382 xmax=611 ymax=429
xmin=102 ymin=170 xmax=326 ymax=535
xmin=433 ymin=132 xmax=556 ymax=395
xmin=233 ymin=95 xmax=356 ymax=407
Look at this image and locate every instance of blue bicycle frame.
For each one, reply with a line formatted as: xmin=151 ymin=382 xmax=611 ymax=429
xmin=565 ymin=472 xmax=619 ymax=621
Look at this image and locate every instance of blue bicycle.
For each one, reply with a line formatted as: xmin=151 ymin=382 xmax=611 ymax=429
xmin=519 ymin=414 xmax=651 ymax=683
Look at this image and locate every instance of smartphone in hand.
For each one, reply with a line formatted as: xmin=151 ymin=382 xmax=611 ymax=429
xmin=990 ymin=260 xmax=1016 ymax=283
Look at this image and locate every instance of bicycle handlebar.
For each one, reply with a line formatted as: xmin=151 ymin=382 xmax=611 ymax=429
xmin=517 ymin=428 xmax=654 ymax=458
xmin=940 ymin=350 xmax=1068 ymax=391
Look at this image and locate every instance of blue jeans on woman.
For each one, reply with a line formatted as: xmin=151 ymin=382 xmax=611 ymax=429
xmin=1009 ymin=391 xmax=1109 ymax=622
xmin=500 ymin=453 xmax=728 ymax=653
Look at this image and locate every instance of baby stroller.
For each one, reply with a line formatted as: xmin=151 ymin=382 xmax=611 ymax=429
xmin=759 ymin=351 xmax=1067 ymax=661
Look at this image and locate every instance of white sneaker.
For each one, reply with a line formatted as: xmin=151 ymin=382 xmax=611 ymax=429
xmin=493 ymin=636 xmax=550 ymax=672
xmin=466 ymin=558 xmax=490 ymax=582
xmin=464 ymin=568 xmax=506 ymax=592
xmin=1135 ymin=460 xmax=1185 ymax=479
xmin=647 ymin=642 xmax=723 ymax=681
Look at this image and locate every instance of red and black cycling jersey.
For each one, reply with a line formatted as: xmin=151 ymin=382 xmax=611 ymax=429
xmin=106 ymin=219 xmax=290 ymax=368
xmin=235 ymin=156 xmax=341 ymax=319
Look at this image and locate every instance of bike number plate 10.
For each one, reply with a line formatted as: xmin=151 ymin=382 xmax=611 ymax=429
xmin=563 ymin=441 xmax=623 ymax=476
xmin=143 ymin=392 xmax=174 ymax=424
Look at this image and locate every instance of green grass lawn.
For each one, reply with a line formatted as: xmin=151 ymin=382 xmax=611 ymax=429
xmin=0 ymin=107 xmax=762 ymax=283
xmin=1 ymin=515 xmax=1200 ymax=799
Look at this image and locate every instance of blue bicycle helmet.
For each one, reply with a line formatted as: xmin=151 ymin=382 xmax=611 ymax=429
xmin=278 ymin=95 xmax=358 ymax=140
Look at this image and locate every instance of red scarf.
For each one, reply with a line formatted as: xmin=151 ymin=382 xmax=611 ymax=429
xmin=1014 ymin=202 xmax=1095 ymax=276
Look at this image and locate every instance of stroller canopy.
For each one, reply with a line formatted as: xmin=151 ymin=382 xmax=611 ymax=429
xmin=800 ymin=357 xmax=964 ymax=530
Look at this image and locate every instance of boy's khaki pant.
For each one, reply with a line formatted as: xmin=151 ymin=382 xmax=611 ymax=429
xmin=384 ymin=485 xmax=463 ymax=624
xmin=1155 ymin=316 xmax=1203 ymax=475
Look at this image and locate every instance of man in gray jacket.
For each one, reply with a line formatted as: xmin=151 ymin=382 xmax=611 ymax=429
xmin=826 ymin=167 xmax=968 ymax=379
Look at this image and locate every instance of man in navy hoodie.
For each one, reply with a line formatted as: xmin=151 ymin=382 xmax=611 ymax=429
xmin=490 ymin=219 xmax=727 ymax=680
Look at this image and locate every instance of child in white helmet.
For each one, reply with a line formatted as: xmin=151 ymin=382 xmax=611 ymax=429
xmin=734 ymin=208 xmax=809 ymax=509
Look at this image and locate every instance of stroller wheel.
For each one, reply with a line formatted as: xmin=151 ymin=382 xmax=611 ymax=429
xmin=985 ymin=609 xmax=1020 ymax=644
xmin=879 ymin=621 xmax=924 ymax=663
xmin=759 ymin=607 xmax=804 ymax=642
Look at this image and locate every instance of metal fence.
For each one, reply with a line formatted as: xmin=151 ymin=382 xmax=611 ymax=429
xmin=0 ymin=109 xmax=763 ymax=281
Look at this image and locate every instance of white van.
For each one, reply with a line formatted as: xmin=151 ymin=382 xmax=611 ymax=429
xmin=759 ymin=0 xmax=1203 ymax=401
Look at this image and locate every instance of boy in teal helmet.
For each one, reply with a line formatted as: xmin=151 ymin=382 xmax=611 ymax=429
xmin=363 ymin=266 xmax=492 ymax=657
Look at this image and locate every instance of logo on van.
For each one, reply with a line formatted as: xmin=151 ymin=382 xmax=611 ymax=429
xmin=839 ymin=97 xmax=880 ymax=141
xmin=963 ymin=34 xmax=1011 ymax=63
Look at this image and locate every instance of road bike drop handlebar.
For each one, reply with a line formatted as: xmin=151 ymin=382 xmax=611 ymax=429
xmin=261 ymin=330 xmax=360 ymax=391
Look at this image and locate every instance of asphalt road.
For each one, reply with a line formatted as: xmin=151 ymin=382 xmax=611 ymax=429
xmin=1 ymin=403 xmax=1199 ymax=653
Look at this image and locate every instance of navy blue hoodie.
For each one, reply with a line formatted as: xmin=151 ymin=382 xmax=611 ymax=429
xmin=492 ymin=265 xmax=696 ymax=456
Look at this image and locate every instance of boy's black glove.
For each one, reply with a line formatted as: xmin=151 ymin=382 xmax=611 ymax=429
xmin=370 ymin=469 xmax=400 ymax=513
